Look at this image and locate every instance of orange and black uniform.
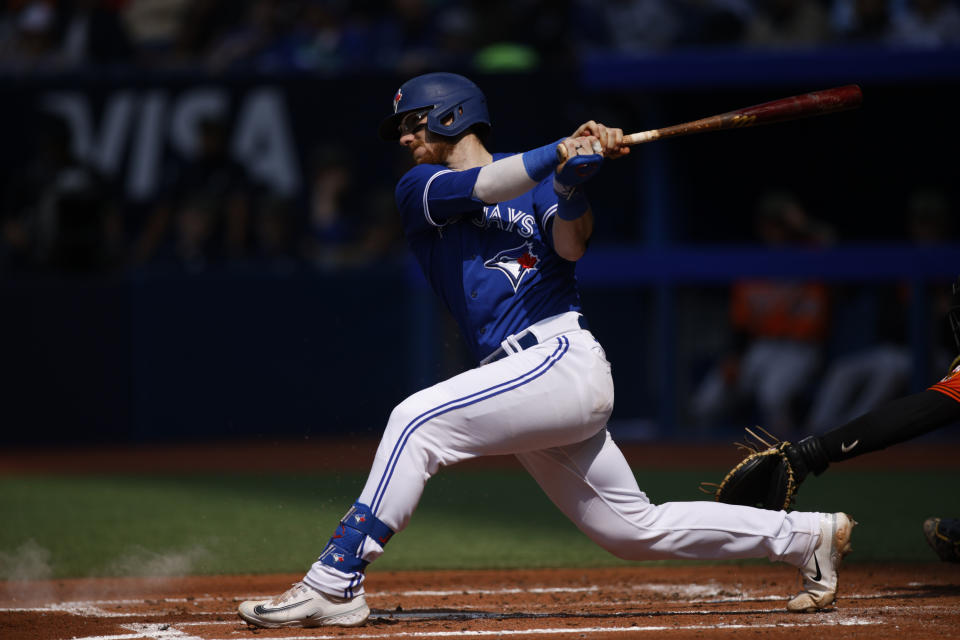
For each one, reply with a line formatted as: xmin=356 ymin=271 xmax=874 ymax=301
xmin=817 ymin=360 xmax=960 ymax=464
xmin=931 ymin=362 xmax=960 ymax=405
xmin=728 ymin=279 xmax=830 ymax=351
xmin=790 ymin=275 xmax=960 ymax=475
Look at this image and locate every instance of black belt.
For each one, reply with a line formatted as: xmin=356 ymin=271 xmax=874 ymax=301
xmin=483 ymin=315 xmax=589 ymax=365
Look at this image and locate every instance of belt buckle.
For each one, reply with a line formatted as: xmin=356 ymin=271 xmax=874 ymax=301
xmin=481 ymin=314 xmax=587 ymax=366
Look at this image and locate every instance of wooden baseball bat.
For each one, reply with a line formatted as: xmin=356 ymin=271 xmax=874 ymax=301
xmin=625 ymin=84 xmax=862 ymax=145
xmin=558 ymin=85 xmax=862 ymax=159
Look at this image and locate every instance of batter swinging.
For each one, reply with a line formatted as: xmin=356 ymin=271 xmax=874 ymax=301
xmin=238 ymin=72 xmax=856 ymax=629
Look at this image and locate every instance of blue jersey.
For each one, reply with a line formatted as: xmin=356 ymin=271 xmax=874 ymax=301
xmin=395 ymin=153 xmax=583 ymax=363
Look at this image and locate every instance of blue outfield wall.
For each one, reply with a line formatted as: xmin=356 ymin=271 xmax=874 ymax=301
xmin=2 ymin=246 xmax=959 ymax=445
xmin=0 ymin=268 xmax=411 ymax=444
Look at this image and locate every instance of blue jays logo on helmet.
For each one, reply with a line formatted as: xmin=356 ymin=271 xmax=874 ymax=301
xmin=379 ymin=72 xmax=491 ymax=141
xmin=484 ymin=242 xmax=540 ymax=292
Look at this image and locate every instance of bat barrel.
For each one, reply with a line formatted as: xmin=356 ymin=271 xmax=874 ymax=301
xmin=736 ymin=84 xmax=862 ymax=124
xmin=622 ymin=85 xmax=863 ymax=147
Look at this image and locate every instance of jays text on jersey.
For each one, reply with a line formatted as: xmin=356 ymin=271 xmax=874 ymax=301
xmin=395 ymin=154 xmax=582 ymax=362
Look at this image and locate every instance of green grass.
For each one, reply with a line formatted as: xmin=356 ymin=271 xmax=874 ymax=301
xmin=2 ymin=468 xmax=957 ymax=579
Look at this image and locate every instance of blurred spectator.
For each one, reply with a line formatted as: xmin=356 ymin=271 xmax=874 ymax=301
xmin=804 ymin=282 xmax=913 ymax=433
xmin=170 ymin=0 xmax=246 ymax=66
xmin=674 ymin=0 xmax=753 ymax=46
xmin=300 ymin=145 xmax=403 ymax=269
xmin=131 ymin=114 xmax=258 ymax=270
xmin=290 ymin=0 xmax=349 ymax=71
xmin=203 ymin=0 xmax=311 ymax=72
xmin=0 ymin=1 xmax=62 ymax=70
xmin=744 ymin=0 xmax=832 ymax=47
xmin=374 ymin=0 xmax=446 ymax=74
xmin=121 ymin=0 xmax=192 ymax=61
xmin=432 ymin=4 xmax=481 ymax=70
xmin=59 ymin=0 xmax=134 ymax=66
xmin=887 ymin=0 xmax=960 ymax=46
xmin=690 ymin=191 xmax=833 ymax=435
xmin=470 ymin=0 xmax=571 ymax=71
xmin=805 ymin=187 xmax=956 ymax=432
xmin=302 ymin=145 xmax=353 ymax=267
xmin=580 ymin=0 xmax=685 ymax=51
xmin=251 ymin=194 xmax=300 ymax=272
xmin=832 ymin=0 xmax=892 ymax=42
xmin=1 ymin=113 xmax=122 ymax=273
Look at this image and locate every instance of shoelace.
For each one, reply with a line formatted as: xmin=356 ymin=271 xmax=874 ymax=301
xmin=270 ymin=582 xmax=307 ymax=606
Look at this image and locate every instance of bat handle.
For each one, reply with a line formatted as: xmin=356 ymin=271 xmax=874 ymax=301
xmin=623 ymin=130 xmax=660 ymax=146
xmin=555 ymin=139 xmax=620 ymax=162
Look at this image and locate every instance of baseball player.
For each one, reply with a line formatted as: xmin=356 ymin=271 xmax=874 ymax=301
xmin=776 ymin=276 xmax=960 ymax=561
xmin=238 ymin=72 xmax=856 ymax=629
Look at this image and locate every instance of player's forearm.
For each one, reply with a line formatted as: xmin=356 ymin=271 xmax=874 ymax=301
xmin=820 ymin=389 xmax=960 ymax=462
xmin=552 ymin=211 xmax=593 ymax=261
xmin=472 ymin=141 xmax=561 ymax=204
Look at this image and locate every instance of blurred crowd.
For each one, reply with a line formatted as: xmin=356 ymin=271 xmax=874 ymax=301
xmin=0 ymin=0 xmax=959 ymax=74
xmin=0 ymin=110 xmax=407 ymax=275
xmin=0 ymin=0 xmax=957 ymax=279
xmin=689 ymin=187 xmax=956 ymax=438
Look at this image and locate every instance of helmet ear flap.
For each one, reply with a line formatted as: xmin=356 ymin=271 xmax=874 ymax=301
xmin=427 ymin=92 xmax=487 ymax=138
xmin=428 ymin=103 xmax=459 ymax=131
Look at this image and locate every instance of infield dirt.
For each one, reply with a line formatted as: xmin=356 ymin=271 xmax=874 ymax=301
xmin=3 ymin=563 xmax=960 ymax=640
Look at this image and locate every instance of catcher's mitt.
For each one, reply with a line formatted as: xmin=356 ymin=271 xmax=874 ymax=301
xmin=700 ymin=427 xmax=800 ymax=511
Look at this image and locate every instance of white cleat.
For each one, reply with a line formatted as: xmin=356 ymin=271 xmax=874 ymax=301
xmin=787 ymin=512 xmax=856 ymax=613
xmin=238 ymin=581 xmax=369 ymax=628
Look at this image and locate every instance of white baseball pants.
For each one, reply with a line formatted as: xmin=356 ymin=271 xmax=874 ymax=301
xmin=305 ymin=313 xmax=821 ymax=597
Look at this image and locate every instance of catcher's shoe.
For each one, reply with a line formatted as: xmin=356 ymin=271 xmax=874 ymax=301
xmin=923 ymin=517 xmax=960 ymax=563
xmin=238 ymin=582 xmax=369 ymax=628
xmin=786 ymin=512 xmax=856 ymax=613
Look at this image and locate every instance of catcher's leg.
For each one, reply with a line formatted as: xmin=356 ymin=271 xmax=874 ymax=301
xmin=516 ymin=428 xmax=821 ymax=565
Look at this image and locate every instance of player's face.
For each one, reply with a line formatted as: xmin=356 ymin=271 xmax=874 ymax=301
xmin=398 ymin=110 xmax=453 ymax=165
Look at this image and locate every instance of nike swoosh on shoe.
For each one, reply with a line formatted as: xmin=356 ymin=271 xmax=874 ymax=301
xmin=254 ymin=601 xmax=309 ymax=615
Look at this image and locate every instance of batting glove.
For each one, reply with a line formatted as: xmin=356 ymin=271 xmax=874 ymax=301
xmin=553 ymin=153 xmax=603 ymax=200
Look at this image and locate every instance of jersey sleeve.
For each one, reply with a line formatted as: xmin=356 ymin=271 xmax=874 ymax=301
xmin=930 ymin=361 xmax=960 ymax=404
xmin=395 ymin=163 xmax=484 ymax=235
xmin=531 ymin=177 xmax=559 ymax=250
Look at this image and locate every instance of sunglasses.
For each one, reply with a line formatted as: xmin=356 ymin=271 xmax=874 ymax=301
xmin=398 ymin=109 xmax=432 ymax=136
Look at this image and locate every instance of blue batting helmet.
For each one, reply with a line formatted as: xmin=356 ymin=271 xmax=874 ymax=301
xmin=378 ymin=72 xmax=491 ymax=141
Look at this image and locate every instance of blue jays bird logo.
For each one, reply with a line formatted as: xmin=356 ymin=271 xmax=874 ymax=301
xmin=484 ymin=242 xmax=540 ymax=292
xmin=320 ymin=544 xmax=346 ymax=564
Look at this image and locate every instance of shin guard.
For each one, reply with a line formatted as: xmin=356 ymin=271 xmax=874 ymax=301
xmin=318 ymin=502 xmax=394 ymax=574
